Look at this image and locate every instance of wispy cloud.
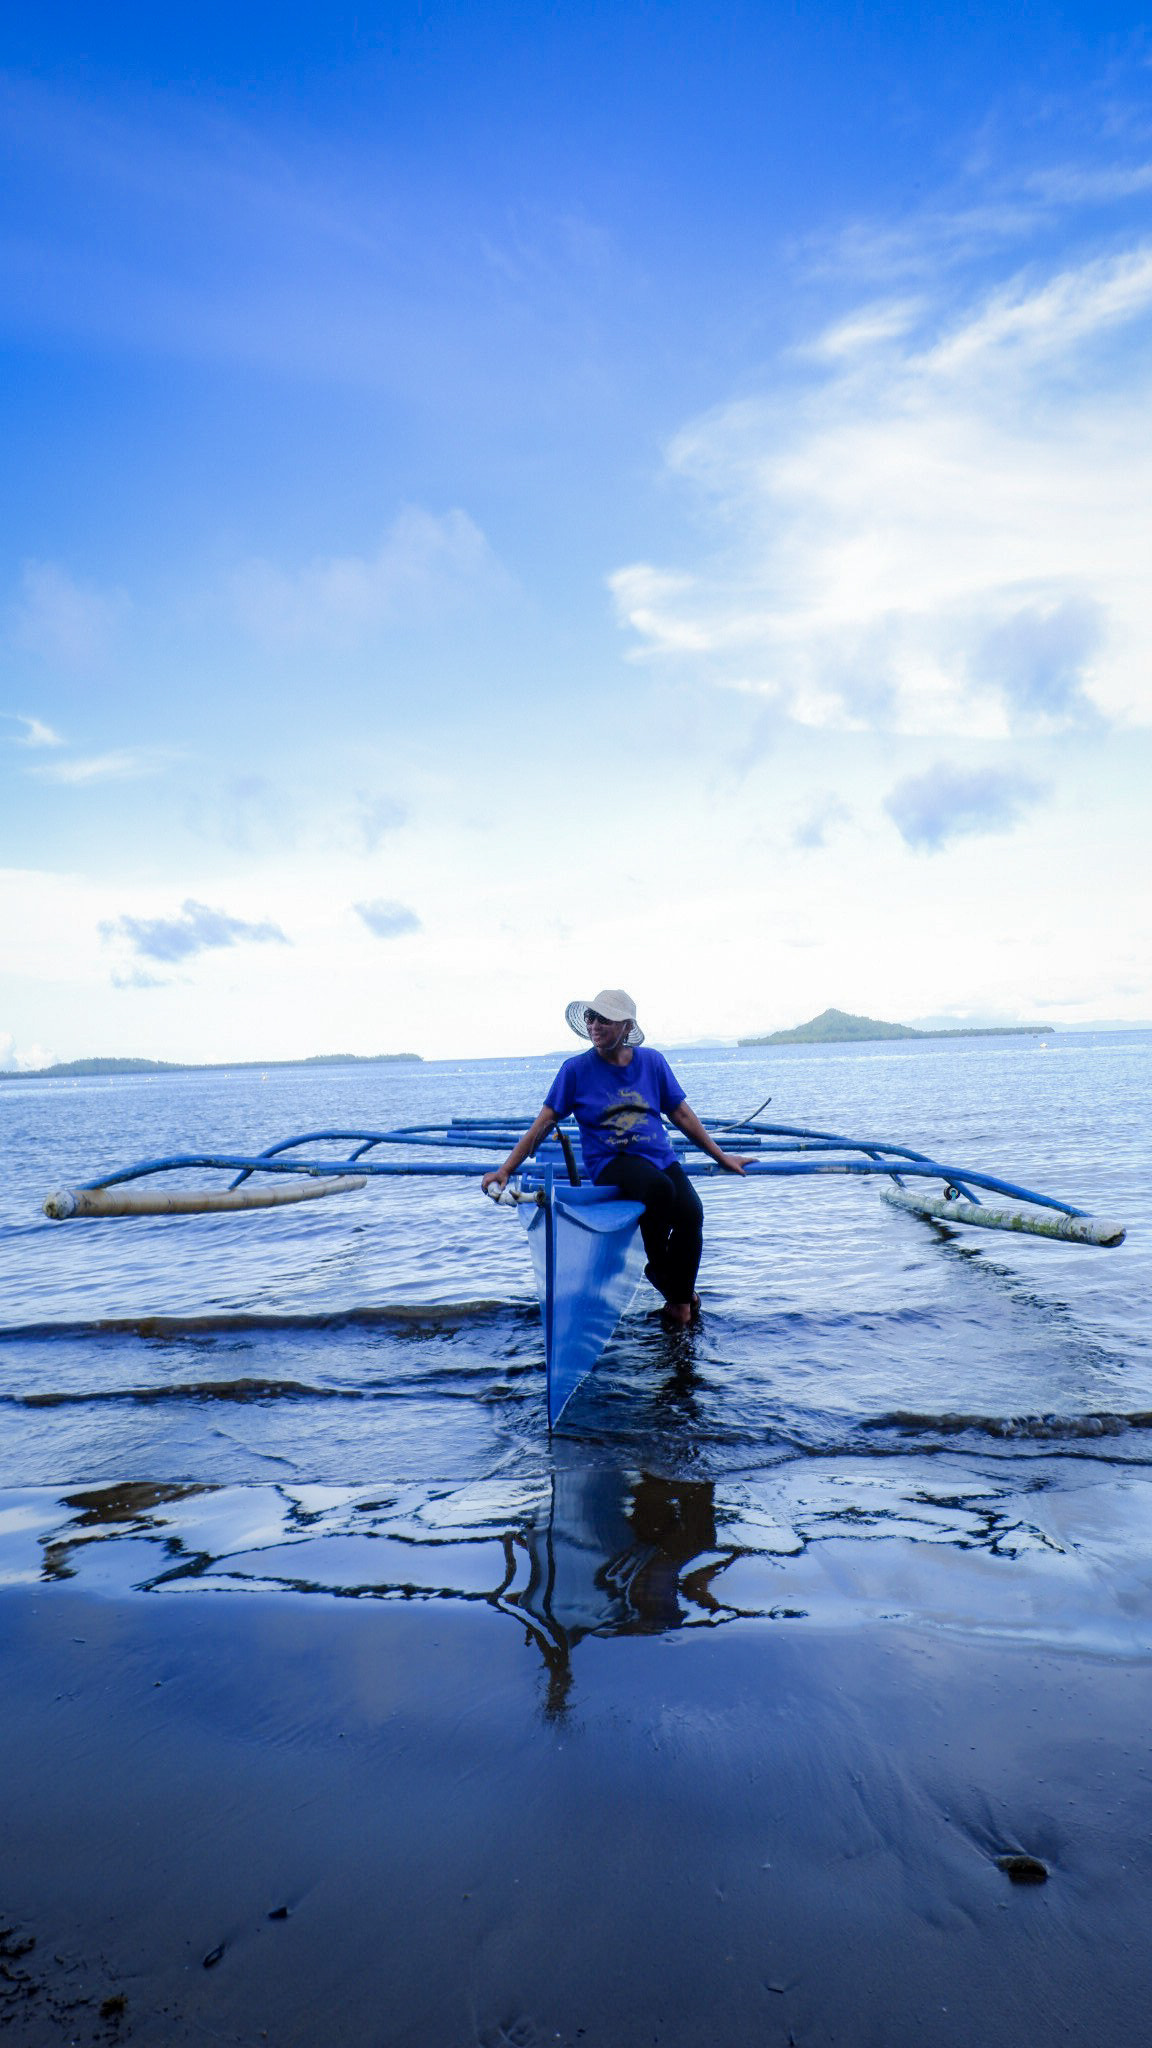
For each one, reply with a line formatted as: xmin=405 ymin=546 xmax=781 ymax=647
xmin=1022 ymin=161 xmax=1152 ymax=208
xmin=110 ymin=967 xmax=168 ymax=990
xmin=10 ymin=560 xmax=127 ymax=670
xmin=883 ymin=762 xmax=1047 ymax=851
xmin=355 ymin=794 xmax=408 ymax=852
xmin=917 ymin=244 xmax=1152 ymax=374
xmin=610 ymin=233 xmax=1152 ymax=737
xmin=101 ymin=899 xmax=290 ymax=964
xmin=0 ymin=74 xmax=625 ymax=400
xmin=231 ymin=508 xmax=503 ymax=648
xmin=801 ymin=298 xmax=925 ymax=361
xmin=353 ymin=898 xmax=422 ymax=938
xmin=805 ymin=199 xmax=1050 ymax=286
xmin=971 ymin=598 xmax=1104 ymax=725
xmin=32 ymin=748 xmax=169 ymax=784
xmin=179 ymin=779 xmax=411 ymax=857
xmin=790 ymin=794 xmax=852 ymax=850
xmin=800 ymin=136 xmax=1152 ymax=288
xmin=1 ymin=711 xmax=64 ymax=747
xmin=182 ymin=774 xmax=303 ymax=854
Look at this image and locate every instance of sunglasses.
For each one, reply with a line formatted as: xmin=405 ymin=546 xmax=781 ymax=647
xmin=586 ymin=1010 xmax=626 ymax=1028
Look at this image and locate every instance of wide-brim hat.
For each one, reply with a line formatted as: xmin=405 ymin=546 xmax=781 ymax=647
xmin=565 ymin=988 xmax=645 ymax=1047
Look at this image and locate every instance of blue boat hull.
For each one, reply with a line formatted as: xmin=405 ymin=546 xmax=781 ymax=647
xmin=520 ymin=1178 xmax=646 ymax=1427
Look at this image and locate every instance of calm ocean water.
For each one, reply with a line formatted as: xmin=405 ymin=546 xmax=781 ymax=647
xmin=1 ymin=1033 xmax=1149 ymax=1657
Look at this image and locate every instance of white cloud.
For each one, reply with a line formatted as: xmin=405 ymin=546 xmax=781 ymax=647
xmin=231 ymin=507 xmax=504 ymax=647
xmin=353 ymin=898 xmax=422 ymax=938
xmin=1 ymin=752 xmax=1149 ymax=1068
xmin=110 ymin=967 xmax=168 ymax=990
xmin=884 ymin=762 xmax=1048 ymax=850
xmin=10 ymin=560 xmax=127 ymax=670
xmin=0 ymin=1031 xmax=54 ymax=1072
xmin=182 ymin=774 xmax=303 ymax=854
xmin=918 ymin=244 xmax=1152 ymax=375
xmin=101 ymin=899 xmax=290 ymax=964
xmin=800 ymin=147 xmax=1152 ymax=289
xmin=805 ymin=200 xmax=1050 ymax=287
xmin=1024 ymin=161 xmax=1152 ymax=206
xmin=1 ymin=712 xmax=64 ymax=747
xmin=803 ymin=299 xmax=925 ymax=361
xmin=355 ymin=793 xmax=408 ymax=851
xmin=790 ymin=793 xmax=852 ymax=850
xmin=32 ymin=748 xmax=169 ymax=784
xmin=610 ymin=238 xmax=1152 ymax=736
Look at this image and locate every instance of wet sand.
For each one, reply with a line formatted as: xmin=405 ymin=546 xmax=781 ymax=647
xmin=4 ymin=1572 xmax=1152 ymax=2047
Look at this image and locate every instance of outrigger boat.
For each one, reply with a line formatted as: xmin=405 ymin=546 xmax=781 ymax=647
xmin=43 ymin=1115 xmax=1126 ymax=1427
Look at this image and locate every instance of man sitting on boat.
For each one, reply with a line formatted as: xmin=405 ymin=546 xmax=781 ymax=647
xmin=481 ymin=989 xmax=747 ymax=1326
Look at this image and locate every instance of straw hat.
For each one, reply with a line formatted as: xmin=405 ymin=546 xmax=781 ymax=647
xmin=565 ymin=989 xmax=645 ymax=1047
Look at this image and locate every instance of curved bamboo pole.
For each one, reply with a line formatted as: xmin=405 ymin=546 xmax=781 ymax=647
xmin=44 ymin=1174 xmax=366 ymax=1220
xmin=881 ymin=1186 xmax=1125 ymax=1247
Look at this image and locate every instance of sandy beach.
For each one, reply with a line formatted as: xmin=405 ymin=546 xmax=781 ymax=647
xmin=4 ymin=1534 xmax=1152 ymax=2047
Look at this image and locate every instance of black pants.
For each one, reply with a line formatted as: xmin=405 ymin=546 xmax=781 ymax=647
xmin=595 ymin=1156 xmax=704 ymax=1305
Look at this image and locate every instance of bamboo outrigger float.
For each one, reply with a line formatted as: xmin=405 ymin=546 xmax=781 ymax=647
xmin=43 ymin=1116 xmax=1126 ymax=1426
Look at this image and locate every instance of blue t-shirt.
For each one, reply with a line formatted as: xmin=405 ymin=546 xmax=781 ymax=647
xmin=544 ymin=1047 xmax=686 ymax=1179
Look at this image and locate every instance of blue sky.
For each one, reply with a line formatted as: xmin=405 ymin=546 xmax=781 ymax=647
xmin=3 ymin=0 xmax=1151 ymax=1062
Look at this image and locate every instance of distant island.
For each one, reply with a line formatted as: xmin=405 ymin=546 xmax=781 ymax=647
xmin=0 ymin=1053 xmax=422 ymax=1081
xmin=739 ymin=1007 xmax=1051 ymax=1047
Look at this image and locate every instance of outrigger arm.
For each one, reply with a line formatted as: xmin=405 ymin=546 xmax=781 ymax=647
xmin=41 ymin=1116 xmax=1126 ymax=1246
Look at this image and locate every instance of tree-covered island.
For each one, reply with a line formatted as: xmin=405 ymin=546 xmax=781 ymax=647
xmin=0 ymin=1053 xmax=422 ymax=1081
xmin=739 ymin=1007 xmax=1050 ymax=1047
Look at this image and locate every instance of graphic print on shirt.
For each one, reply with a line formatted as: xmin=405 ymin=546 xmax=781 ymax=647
xmin=603 ymin=1088 xmax=655 ymax=1148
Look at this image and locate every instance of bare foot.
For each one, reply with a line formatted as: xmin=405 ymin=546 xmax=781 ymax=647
xmin=662 ymin=1301 xmax=693 ymax=1328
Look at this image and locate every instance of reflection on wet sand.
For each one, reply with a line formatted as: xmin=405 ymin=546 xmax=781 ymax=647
xmin=505 ymin=1462 xmax=732 ymax=1713
xmin=10 ymin=1442 xmax=1150 ymax=1706
xmin=40 ymin=1479 xmax=213 ymax=1582
xmin=32 ymin=1463 xmax=746 ymax=1715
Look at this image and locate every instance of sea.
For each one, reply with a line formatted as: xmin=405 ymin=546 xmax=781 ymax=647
xmin=0 ymin=1031 xmax=1149 ymax=1659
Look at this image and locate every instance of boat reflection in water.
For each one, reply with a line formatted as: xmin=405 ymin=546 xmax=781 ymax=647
xmin=23 ymin=1452 xmax=748 ymax=1716
xmin=508 ymin=1459 xmax=730 ymax=1714
xmin=15 ymin=1435 xmax=1083 ymax=1717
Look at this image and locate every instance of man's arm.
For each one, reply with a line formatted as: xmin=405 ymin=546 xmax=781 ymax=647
xmin=481 ymin=1106 xmax=559 ymax=1192
xmin=669 ymin=1100 xmax=747 ymax=1174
